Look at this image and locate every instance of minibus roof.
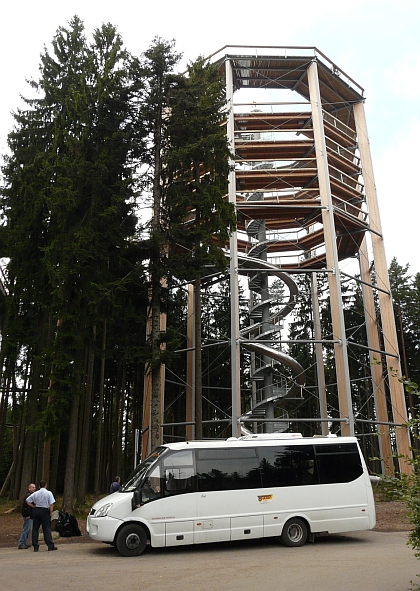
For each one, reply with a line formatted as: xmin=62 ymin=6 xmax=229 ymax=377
xmin=161 ymin=435 xmax=359 ymax=451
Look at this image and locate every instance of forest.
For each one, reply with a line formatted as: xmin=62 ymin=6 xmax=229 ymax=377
xmin=0 ymin=16 xmax=419 ymax=511
xmin=0 ymin=16 xmax=235 ymax=510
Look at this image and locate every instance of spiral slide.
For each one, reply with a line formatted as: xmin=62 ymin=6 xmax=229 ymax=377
xmin=237 ymin=253 xmax=305 ymax=426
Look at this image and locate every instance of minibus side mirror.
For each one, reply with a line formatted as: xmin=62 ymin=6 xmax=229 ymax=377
xmin=132 ymin=489 xmax=142 ymax=510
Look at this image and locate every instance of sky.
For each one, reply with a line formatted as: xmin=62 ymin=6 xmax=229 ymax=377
xmin=1 ymin=0 xmax=419 ymax=273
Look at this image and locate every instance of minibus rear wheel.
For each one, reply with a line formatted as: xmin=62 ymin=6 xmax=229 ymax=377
xmin=116 ymin=524 xmax=147 ymax=557
xmin=280 ymin=518 xmax=308 ymax=547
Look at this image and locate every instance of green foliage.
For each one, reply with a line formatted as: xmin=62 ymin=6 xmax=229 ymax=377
xmin=166 ymin=56 xmax=236 ymax=281
xmin=389 ymin=258 xmax=420 ymax=392
xmin=404 ymin=472 xmax=420 ymax=559
xmin=384 ymin=377 xmax=420 ymax=560
xmin=374 ymin=473 xmax=407 ymax=502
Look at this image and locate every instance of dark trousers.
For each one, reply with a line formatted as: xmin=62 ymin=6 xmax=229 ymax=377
xmin=32 ymin=507 xmax=54 ymax=549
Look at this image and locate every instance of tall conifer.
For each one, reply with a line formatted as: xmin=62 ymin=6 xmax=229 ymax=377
xmin=166 ymin=57 xmax=235 ymax=438
xmin=140 ymin=38 xmax=182 ymax=450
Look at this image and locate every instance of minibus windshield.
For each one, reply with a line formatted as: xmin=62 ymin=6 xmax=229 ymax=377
xmin=121 ymin=447 xmax=166 ymax=492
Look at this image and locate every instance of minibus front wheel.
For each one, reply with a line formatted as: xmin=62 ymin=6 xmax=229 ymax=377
xmin=280 ymin=518 xmax=308 ymax=547
xmin=116 ymin=524 xmax=148 ymax=557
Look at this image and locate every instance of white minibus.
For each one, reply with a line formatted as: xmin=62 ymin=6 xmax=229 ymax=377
xmin=87 ymin=433 xmax=376 ymax=556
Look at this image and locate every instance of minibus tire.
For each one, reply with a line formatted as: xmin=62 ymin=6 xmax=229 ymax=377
xmin=280 ymin=518 xmax=308 ymax=547
xmin=116 ymin=524 xmax=147 ymax=557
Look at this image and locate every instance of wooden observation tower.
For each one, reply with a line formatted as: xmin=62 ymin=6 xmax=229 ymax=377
xmin=143 ymin=46 xmax=411 ymax=477
xmin=218 ymin=46 xmax=411 ymax=475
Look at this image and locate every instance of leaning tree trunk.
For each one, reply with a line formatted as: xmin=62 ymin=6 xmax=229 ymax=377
xmin=0 ymin=462 xmax=13 ymax=497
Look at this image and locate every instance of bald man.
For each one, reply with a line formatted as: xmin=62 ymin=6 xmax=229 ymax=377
xmin=18 ymin=483 xmax=36 ymax=549
xmin=26 ymin=480 xmax=57 ymax=552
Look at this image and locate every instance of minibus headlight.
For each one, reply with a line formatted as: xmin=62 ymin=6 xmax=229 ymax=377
xmin=95 ymin=503 xmax=113 ymax=517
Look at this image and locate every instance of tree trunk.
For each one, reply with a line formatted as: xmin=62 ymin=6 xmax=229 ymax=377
xmin=76 ymin=337 xmax=95 ymax=505
xmin=18 ymin=355 xmax=42 ymax=501
xmin=42 ymin=318 xmax=63 ymax=483
xmin=49 ymin=432 xmax=60 ymax=494
xmin=94 ymin=320 xmax=107 ymax=499
xmin=115 ymin=366 xmax=126 ymax=477
xmin=0 ymin=386 xmax=9 ymax=476
xmin=0 ymin=373 xmax=11 ymax=494
xmin=62 ymin=388 xmax=80 ymax=513
xmin=0 ymin=462 xmax=13 ymax=497
xmin=150 ymin=284 xmax=162 ymax=451
xmin=150 ymin=101 xmax=164 ymax=452
xmin=0 ymin=316 xmax=12 ymax=465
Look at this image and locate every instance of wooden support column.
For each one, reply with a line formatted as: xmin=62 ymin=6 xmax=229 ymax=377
xmin=308 ymin=60 xmax=354 ymax=436
xmin=311 ymin=272 xmax=328 ymax=436
xmin=226 ymin=58 xmax=241 ymax=437
xmin=186 ymin=284 xmax=195 ymax=441
xmin=359 ymin=236 xmax=394 ymax=475
xmin=354 ymin=101 xmax=411 ymax=474
xmin=159 ymin=293 xmax=167 ymax=442
xmin=141 ymin=308 xmax=152 ymax=459
xmin=142 ymin=291 xmax=166 ymax=459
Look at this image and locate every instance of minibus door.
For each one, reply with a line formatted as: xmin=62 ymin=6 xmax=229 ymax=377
xmin=161 ymin=451 xmax=197 ymax=547
xmin=195 ymin=492 xmax=230 ymax=544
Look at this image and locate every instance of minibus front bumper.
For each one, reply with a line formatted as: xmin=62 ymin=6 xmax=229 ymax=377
xmin=87 ymin=515 xmax=122 ymax=543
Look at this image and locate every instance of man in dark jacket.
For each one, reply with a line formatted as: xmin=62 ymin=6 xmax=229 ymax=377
xmin=18 ymin=483 xmax=36 ymax=549
xmin=109 ymin=476 xmax=121 ymax=494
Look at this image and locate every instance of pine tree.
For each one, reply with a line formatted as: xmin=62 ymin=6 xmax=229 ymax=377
xmin=407 ymin=272 xmax=420 ymax=389
xmin=140 ymin=37 xmax=182 ymax=451
xmin=388 ymin=258 xmax=420 ymax=422
xmin=166 ymin=56 xmax=236 ymax=438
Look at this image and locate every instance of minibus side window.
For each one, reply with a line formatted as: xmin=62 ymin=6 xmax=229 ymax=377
xmin=141 ymin=465 xmax=161 ymax=503
xmin=259 ymin=445 xmax=317 ymax=487
xmin=314 ymin=443 xmax=363 ymax=483
xmin=164 ymin=467 xmax=195 ymax=494
xmin=163 ymin=450 xmax=195 ymax=496
xmin=196 ymin=448 xmax=261 ymax=492
xmin=122 ymin=446 xmax=165 ymax=492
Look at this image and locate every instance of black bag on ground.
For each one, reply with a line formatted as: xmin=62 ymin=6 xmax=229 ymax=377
xmin=56 ymin=511 xmax=82 ymax=537
xmin=68 ymin=513 xmax=82 ymax=536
